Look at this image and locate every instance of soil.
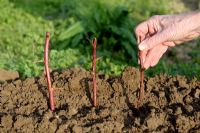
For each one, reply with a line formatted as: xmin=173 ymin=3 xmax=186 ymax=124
xmin=0 ymin=69 xmax=19 ymax=82
xmin=0 ymin=67 xmax=200 ymax=133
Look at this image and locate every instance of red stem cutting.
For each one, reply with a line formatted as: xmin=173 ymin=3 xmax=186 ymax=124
xmin=136 ymin=51 xmax=145 ymax=108
xmin=136 ymin=35 xmax=145 ymax=108
xmin=44 ymin=32 xmax=55 ymax=111
xmin=92 ymin=38 xmax=97 ymax=107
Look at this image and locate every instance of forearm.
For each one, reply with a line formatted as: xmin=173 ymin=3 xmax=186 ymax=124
xmin=183 ymin=10 xmax=200 ymax=37
xmin=192 ymin=10 xmax=200 ymax=34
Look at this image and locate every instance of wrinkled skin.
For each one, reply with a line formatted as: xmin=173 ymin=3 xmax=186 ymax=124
xmin=135 ymin=11 xmax=200 ymax=69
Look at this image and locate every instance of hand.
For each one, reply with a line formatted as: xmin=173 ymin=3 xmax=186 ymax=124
xmin=135 ymin=11 xmax=200 ymax=69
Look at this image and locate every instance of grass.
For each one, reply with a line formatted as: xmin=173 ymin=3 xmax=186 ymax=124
xmin=0 ymin=0 xmax=200 ymax=79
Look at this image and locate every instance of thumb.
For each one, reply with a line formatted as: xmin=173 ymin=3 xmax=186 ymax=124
xmin=138 ymin=31 xmax=168 ymax=51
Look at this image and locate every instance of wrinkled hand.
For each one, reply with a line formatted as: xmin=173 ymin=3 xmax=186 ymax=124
xmin=135 ymin=11 xmax=200 ymax=69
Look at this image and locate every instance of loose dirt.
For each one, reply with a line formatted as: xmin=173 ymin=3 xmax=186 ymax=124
xmin=0 ymin=67 xmax=199 ymax=132
xmin=0 ymin=69 xmax=19 ymax=82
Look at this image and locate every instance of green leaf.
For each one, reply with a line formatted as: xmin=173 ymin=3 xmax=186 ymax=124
xmin=58 ymin=21 xmax=84 ymax=41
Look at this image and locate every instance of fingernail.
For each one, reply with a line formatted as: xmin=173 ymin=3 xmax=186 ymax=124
xmin=139 ymin=44 xmax=146 ymax=51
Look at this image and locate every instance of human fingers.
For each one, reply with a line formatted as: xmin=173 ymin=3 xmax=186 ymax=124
xmin=138 ymin=50 xmax=147 ymax=66
xmin=135 ymin=21 xmax=151 ymax=43
xmin=163 ymin=41 xmax=176 ymax=47
xmin=143 ymin=44 xmax=168 ymax=69
xmin=137 ymin=34 xmax=148 ymax=65
xmin=150 ymin=45 xmax=168 ymax=67
xmin=138 ymin=30 xmax=169 ymax=51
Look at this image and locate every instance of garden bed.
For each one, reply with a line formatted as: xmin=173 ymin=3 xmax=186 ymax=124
xmin=0 ymin=67 xmax=199 ymax=132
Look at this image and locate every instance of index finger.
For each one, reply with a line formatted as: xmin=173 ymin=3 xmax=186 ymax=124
xmin=135 ymin=21 xmax=149 ymax=43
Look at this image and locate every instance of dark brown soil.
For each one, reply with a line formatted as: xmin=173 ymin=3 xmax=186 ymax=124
xmin=0 ymin=67 xmax=200 ymax=133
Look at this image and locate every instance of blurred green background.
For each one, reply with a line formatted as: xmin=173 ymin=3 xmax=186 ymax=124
xmin=0 ymin=0 xmax=200 ymax=79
